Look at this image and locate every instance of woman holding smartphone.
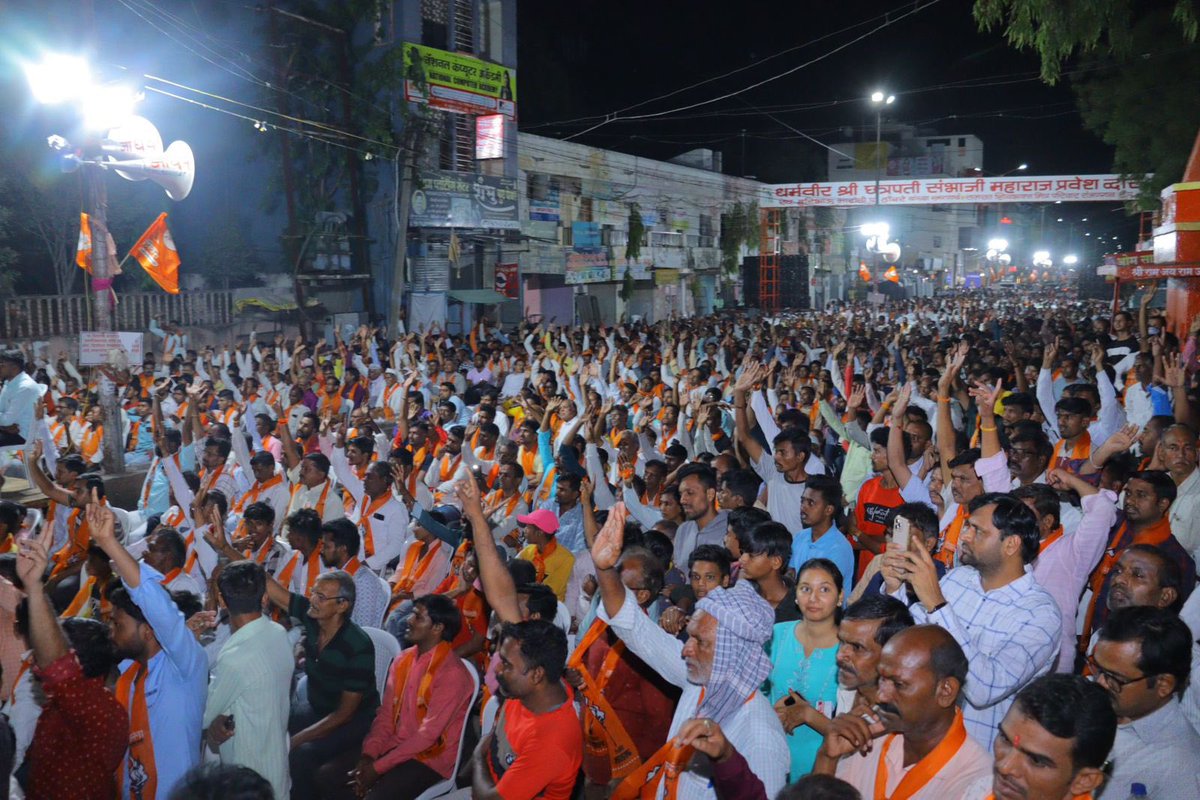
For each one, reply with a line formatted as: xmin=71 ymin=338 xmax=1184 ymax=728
xmin=765 ymin=557 xmax=844 ymax=781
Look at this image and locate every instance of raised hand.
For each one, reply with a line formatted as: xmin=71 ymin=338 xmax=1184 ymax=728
xmin=85 ymin=490 xmax=117 ymax=546
xmin=1164 ymin=352 xmax=1187 ymax=389
xmin=967 ymin=379 xmax=1004 ymax=417
xmin=591 ymin=502 xmax=628 ymax=571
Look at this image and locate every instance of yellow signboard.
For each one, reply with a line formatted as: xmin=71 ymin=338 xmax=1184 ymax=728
xmin=403 ymin=43 xmax=516 ymax=118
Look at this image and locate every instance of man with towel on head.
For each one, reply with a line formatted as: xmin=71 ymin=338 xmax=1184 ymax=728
xmin=591 ymin=502 xmax=789 ymax=800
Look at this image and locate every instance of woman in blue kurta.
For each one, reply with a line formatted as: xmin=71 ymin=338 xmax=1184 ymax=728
xmin=765 ymin=557 xmax=843 ymax=780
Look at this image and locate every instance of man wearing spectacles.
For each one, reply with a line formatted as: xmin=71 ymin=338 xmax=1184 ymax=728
xmin=264 ymin=569 xmax=380 ymax=800
xmin=1090 ymin=607 xmax=1200 ymax=798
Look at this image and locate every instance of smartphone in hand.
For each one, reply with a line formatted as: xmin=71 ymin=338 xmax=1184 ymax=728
xmin=892 ymin=515 xmax=910 ymax=552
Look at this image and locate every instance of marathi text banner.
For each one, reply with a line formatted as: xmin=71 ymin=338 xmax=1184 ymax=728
xmin=763 ymin=175 xmax=1141 ymax=207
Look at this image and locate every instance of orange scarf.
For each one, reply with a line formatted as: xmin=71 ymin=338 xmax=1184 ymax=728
xmin=1038 ymin=526 xmax=1065 ymax=556
xmin=531 ymin=538 xmax=559 ymax=583
xmin=318 ymin=390 xmax=343 ymax=416
xmin=484 ymin=490 xmax=521 ymax=520
xmin=613 ymin=687 xmax=708 ymax=800
xmin=382 ymin=383 xmax=402 ymax=419
xmin=934 ymin=505 xmax=969 ymax=568
xmin=873 ymin=709 xmax=968 ymax=800
xmin=234 ymin=473 xmax=285 ymax=514
xmin=392 ymin=540 xmax=443 ymax=597
xmin=1082 ymin=515 xmax=1175 ymax=644
xmin=301 ymin=542 xmax=323 ymax=596
xmin=80 ymin=424 xmax=103 ymax=463
xmin=290 ymin=479 xmax=333 ymax=518
xmin=358 ymin=493 xmax=391 ymax=558
xmin=60 ymin=575 xmax=112 ymax=619
xmin=276 ymin=551 xmax=302 ymax=589
xmin=439 ymin=453 xmax=462 ymax=483
xmin=519 ymin=446 xmax=540 ymax=479
xmin=568 ymin=620 xmax=643 ymax=780
xmin=162 ymin=506 xmax=187 ymax=529
xmin=159 ymin=567 xmax=182 ymax=587
xmin=9 ymin=657 xmax=32 ymax=703
xmin=50 ymin=508 xmax=91 ymax=577
xmin=387 ymin=642 xmax=454 ymax=761
xmin=201 ymin=463 xmax=227 ymax=492
xmin=116 ymin=662 xmax=157 ymax=800
xmin=536 ymin=467 xmax=558 ymax=505
xmin=1051 ymin=431 xmax=1091 ymax=472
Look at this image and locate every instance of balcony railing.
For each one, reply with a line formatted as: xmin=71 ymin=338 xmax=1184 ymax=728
xmin=3 ymin=291 xmax=235 ymax=340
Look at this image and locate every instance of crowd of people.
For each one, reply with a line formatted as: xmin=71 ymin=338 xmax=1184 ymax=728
xmin=0 ymin=287 xmax=1198 ymax=800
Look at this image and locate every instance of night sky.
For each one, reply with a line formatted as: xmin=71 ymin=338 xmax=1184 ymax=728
xmin=1 ymin=0 xmax=1145 ymax=291
xmin=517 ymin=0 xmax=1140 ymax=245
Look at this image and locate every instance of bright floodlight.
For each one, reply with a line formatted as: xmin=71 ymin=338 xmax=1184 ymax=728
xmin=871 ymin=91 xmax=884 ymax=103
xmin=1063 ymin=254 xmax=1079 ymax=265
xmin=82 ymin=84 xmax=139 ymax=131
xmin=1033 ymin=250 xmax=1050 ymax=263
xmin=987 ymin=238 xmax=1009 ymax=252
xmin=1018 ymin=163 xmax=1028 ymax=170
xmin=25 ymin=54 xmax=91 ymax=105
xmin=861 ymin=222 xmax=889 ymax=239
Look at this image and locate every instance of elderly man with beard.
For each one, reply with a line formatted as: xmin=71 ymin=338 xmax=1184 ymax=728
xmin=964 ymin=674 xmax=1117 ymax=800
xmin=592 ymin=502 xmax=789 ymax=800
xmin=813 ymin=625 xmax=992 ymax=798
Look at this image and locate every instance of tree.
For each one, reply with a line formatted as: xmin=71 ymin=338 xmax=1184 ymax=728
xmin=973 ymin=0 xmax=1197 ymax=83
xmin=11 ymin=169 xmax=82 ymax=296
xmin=975 ymin=1 xmax=1200 ymax=204
xmin=1072 ymin=11 xmax=1200 ymax=201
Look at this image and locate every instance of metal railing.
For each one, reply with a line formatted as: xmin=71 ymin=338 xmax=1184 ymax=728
xmin=3 ymin=290 xmax=235 ymax=339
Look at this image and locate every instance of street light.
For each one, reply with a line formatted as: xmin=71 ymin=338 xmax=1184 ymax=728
xmin=23 ymin=54 xmax=90 ymax=104
xmin=1033 ymin=250 xmax=1052 ymax=268
xmin=870 ymin=90 xmax=895 ymax=207
xmin=1063 ymin=254 xmax=1079 ymax=265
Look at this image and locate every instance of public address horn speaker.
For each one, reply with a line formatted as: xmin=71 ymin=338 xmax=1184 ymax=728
xmin=101 ymin=116 xmax=195 ymax=201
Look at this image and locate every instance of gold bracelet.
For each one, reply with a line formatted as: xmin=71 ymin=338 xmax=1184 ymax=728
xmin=937 ymin=396 xmax=950 ymax=403
xmin=980 ymin=424 xmax=997 ymax=432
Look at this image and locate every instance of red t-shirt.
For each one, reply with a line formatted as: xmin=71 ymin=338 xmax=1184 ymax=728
xmin=853 ymin=474 xmax=903 ymax=579
xmin=488 ymin=687 xmax=583 ymax=800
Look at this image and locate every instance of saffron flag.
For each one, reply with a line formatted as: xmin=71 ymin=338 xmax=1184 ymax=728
xmin=128 ymin=213 xmax=180 ymax=294
xmin=884 ymin=266 xmax=900 ymax=283
xmin=76 ymin=212 xmax=92 ymax=272
xmin=858 ymin=263 xmax=871 ymax=282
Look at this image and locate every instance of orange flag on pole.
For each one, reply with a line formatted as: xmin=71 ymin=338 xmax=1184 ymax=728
xmin=858 ymin=263 xmax=871 ymax=282
xmin=884 ymin=266 xmax=900 ymax=283
xmin=128 ymin=213 xmax=180 ymax=294
xmin=76 ymin=212 xmax=92 ymax=272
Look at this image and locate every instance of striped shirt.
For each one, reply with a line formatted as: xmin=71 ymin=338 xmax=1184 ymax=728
xmin=901 ymin=567 xmax=1060 ymax=749
xmin=288 ymin=594 xmax=379 ymax=717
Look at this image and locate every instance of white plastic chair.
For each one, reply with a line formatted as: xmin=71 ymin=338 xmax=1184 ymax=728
xmin=109 ymin=506 xmax=133 ymax=544
xmin=363 ymin=626 xmax=402 ymax=699
xmin=19 ymin=507 xmax=43 ymax=537
xmin=414 ymin=659 xmax=480 ymax=800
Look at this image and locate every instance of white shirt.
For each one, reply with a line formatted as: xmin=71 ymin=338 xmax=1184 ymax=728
xmin=751 ymin=452 xmax=807 ymax=534
xmin=1104 ymin=699 xmax=1200 ymax=798
xmin=284 ymin=468 xmax=345 ymax=524
xmin=334 ymin=450 xmax=410 ymax=573
xmin=598 ymin=586 xmax=790 ymax=800
xmin=343 ymin=559 xmax=390 ymax=629
xmin=203 ymin=616 xmax=294 ymax=799
xmin=1170 ymin=467 xmax=1200 ymax=559
xmin=0 ymin=372 xmax=46 ymax=448
xmin=835 ymin=724 xmax=992 ymax=799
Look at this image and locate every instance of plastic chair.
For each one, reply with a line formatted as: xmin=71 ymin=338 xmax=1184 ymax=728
xmin=413 ymin=659 xmax=480 ymax=800
xmin=363 ymin=626 xmax=402 ymax=699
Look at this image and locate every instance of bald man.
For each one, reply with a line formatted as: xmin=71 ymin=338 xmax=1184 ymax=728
xmin=814 ymin=625 xmax=992 ymax=799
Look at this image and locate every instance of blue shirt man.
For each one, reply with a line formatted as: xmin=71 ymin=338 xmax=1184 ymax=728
xmin=118 ymin=561 xmax=209 ymax=798
xmin=788 ymin=523 xmax=855 ymax=601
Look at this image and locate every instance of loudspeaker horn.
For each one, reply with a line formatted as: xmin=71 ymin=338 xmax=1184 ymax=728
xmin=101 ymin=140 xmax=195 ymax=201
xmin=102 ymin=116 xmax=164 ymax=181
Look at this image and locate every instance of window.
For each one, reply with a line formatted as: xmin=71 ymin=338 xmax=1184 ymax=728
xmin=421 ymin=0 xmax=449 ymax=48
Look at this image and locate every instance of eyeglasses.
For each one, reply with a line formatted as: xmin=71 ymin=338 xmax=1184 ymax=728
xmin=311 ymin=590 xmax=349 ymax=604
xmin=1086 ymin=656 xmax=1153 ymax=691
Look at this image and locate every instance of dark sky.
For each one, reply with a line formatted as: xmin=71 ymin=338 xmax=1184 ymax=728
xmin=517 ymin=0 xmax=1140 ymax=246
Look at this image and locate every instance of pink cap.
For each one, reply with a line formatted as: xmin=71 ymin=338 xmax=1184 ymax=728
xmin=517 ymin=508 xmax=559 ymax=534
